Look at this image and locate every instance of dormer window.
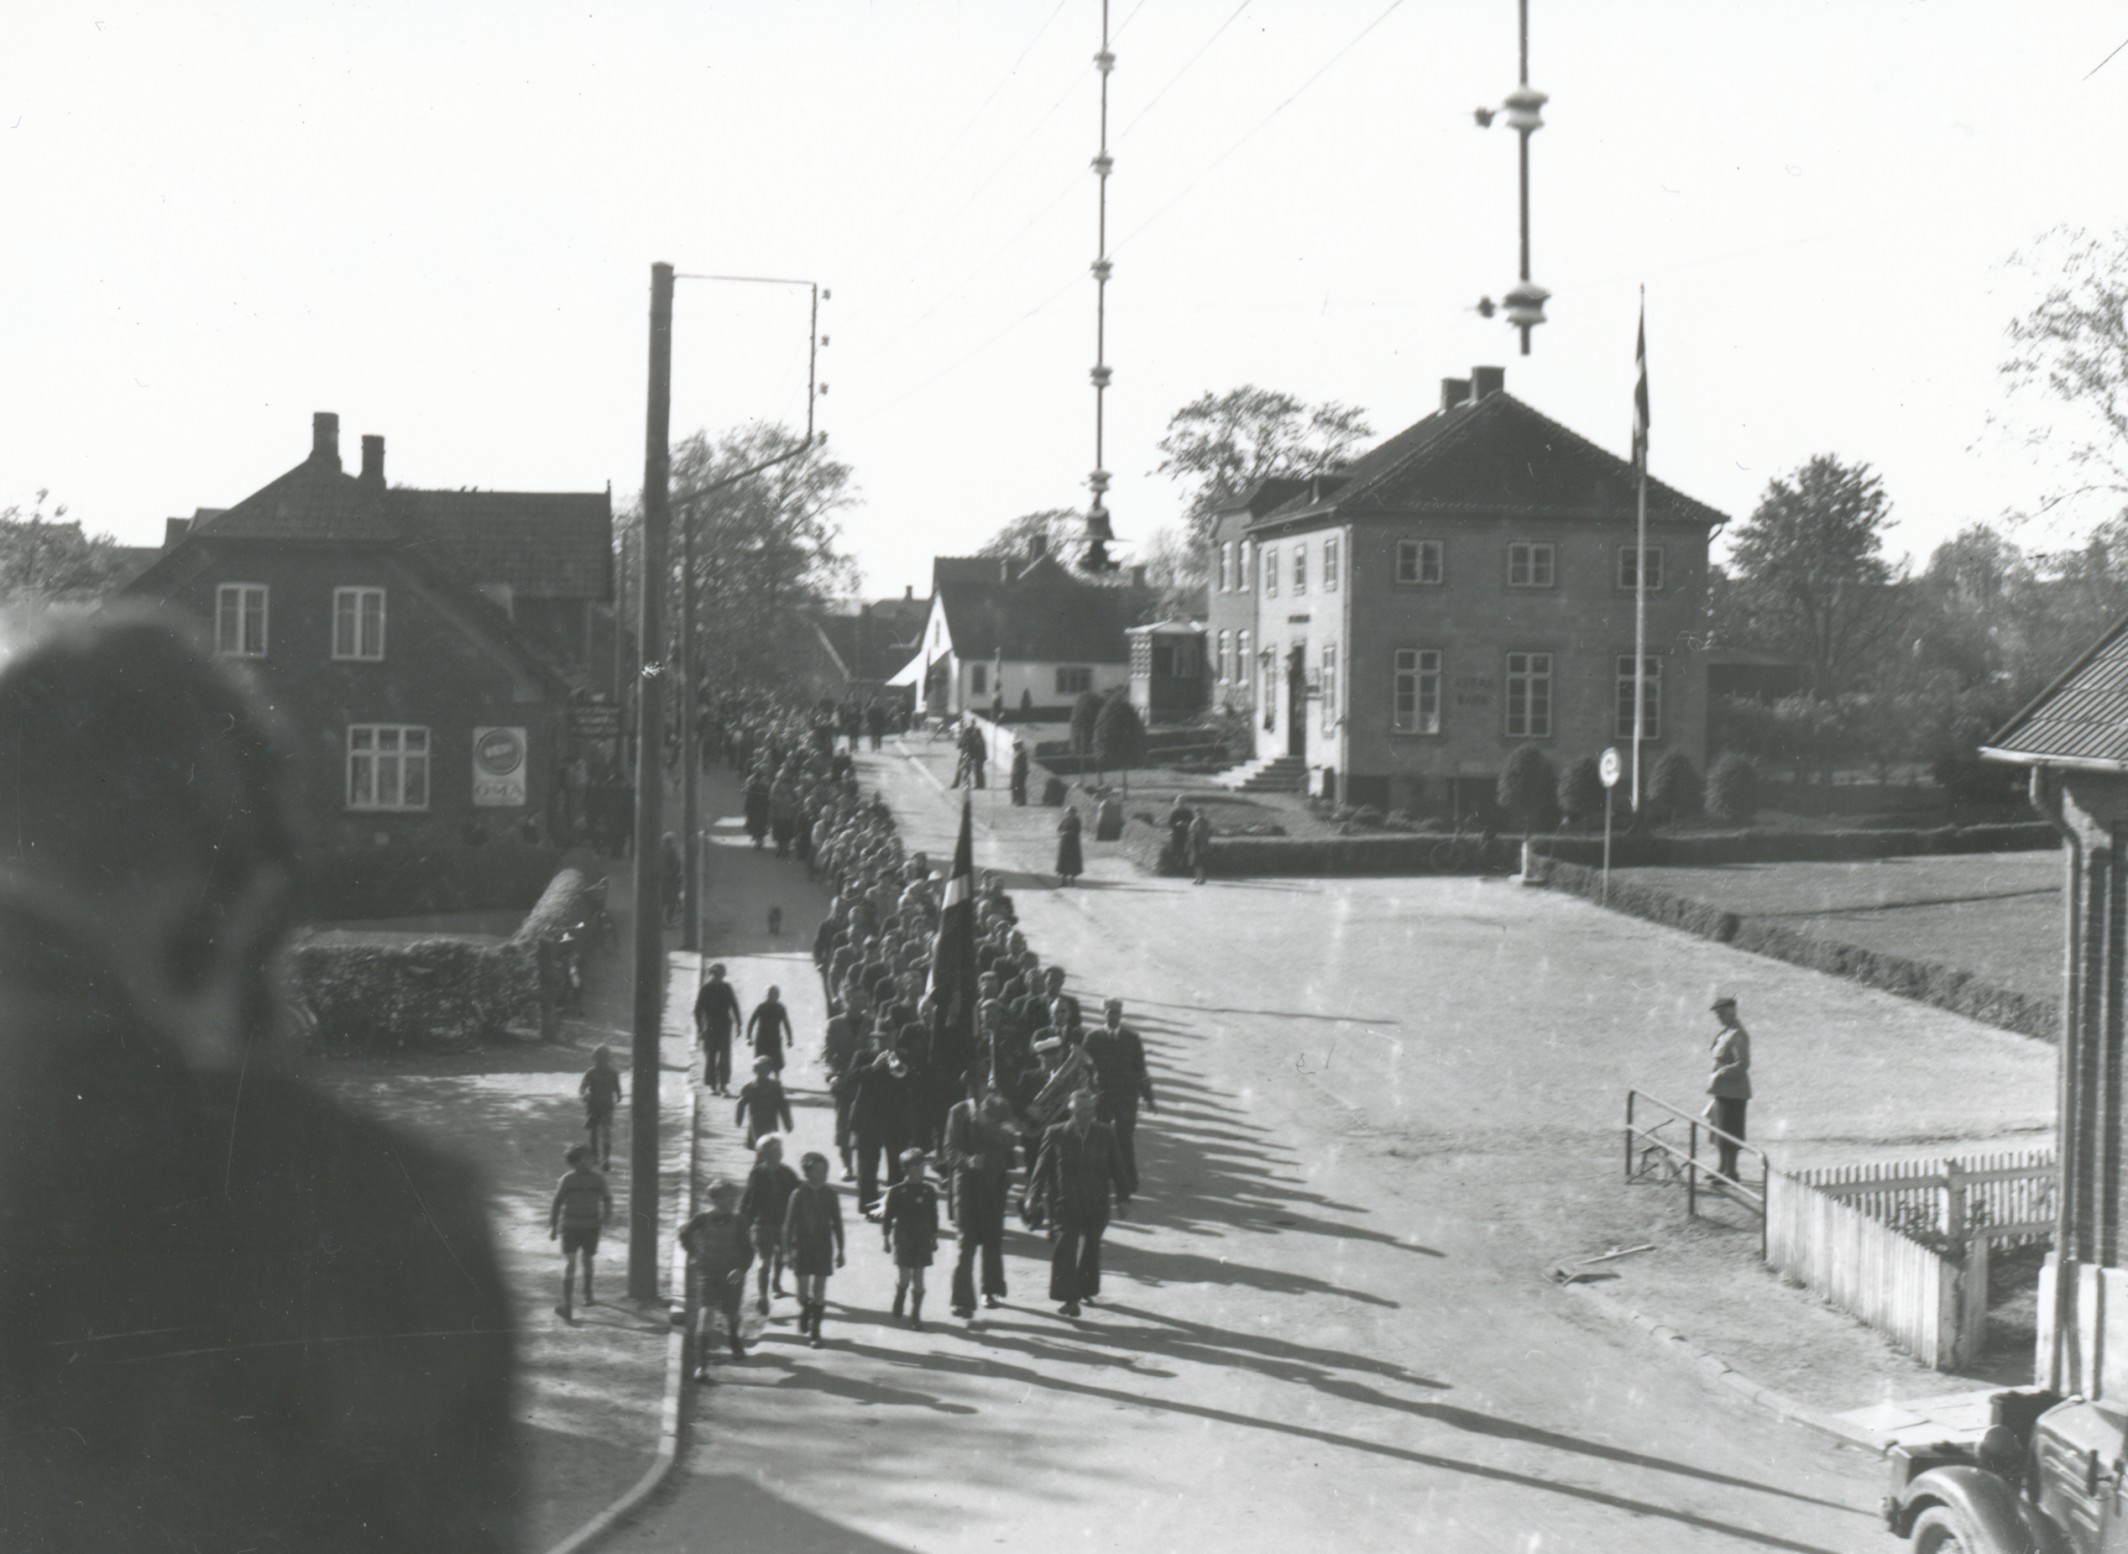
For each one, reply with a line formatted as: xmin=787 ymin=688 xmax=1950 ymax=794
xmin=333 ymin=587 xmax=386 ymax=661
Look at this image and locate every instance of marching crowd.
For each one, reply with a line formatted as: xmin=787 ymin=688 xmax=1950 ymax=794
xmin=651 ymin=692 xmax=1156 ymax=1376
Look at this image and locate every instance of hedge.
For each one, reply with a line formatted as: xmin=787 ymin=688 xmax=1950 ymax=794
xmin=1532 ymin=856 xmax=2060 ymax=1041
xmin=1530 ymin=821 xmax=2057 ymax=870
xmin=306 ymin=841 xmax=565 ymax=921
xmin=1203 ymin=833 xmax=1519 ymax=876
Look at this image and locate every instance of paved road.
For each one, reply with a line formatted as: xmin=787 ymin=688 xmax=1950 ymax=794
xmin=614 ymin=753 xmax=1945 ymax=1554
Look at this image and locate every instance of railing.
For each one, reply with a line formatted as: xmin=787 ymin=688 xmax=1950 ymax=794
xmin=1623 ymin=1089 xmax=1771 ymax=1253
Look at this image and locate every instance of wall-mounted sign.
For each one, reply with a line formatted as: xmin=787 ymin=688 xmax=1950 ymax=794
xmin=472 ymin=726 xmax=528 ymax=807
xmin=569 ymin=703 xmax=621 ymax=740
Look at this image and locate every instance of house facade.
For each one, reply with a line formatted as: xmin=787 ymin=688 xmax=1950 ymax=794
xmin=1205 ymin=476 xmax=1311 ymax=727
xmin=1209 ymin=368 xmax=1724 ymax=812
xmin=127 ymin=412 xmax=614 ymax=849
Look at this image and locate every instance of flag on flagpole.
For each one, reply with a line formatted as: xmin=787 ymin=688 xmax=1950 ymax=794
xmin=1632 ymin=298 xmax=1651 ymax=471
xmin=927 ymin=796 xmax=978 ymax=1090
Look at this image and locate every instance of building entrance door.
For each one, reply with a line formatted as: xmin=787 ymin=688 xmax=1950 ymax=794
xmin=1286 ymin=646 xmax=1307 ymax=759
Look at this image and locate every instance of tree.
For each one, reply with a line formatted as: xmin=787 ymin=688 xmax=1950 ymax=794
xmin=627 ymin=424 xmax=859 ymax=693
xmin=1723 ymin=456 xmax=1907 ymax=700
xmin=1999 ymin=226 xmax=2128 ymax=533
xmin=1496 ymin=745 xmax=1558 ymax=838
xmin=978 ymin=508 xmax=1081 ymax=562
xmin=0 ymin=490 xmax=125 ymax=605
xmin=1706 ymin=752 xmax=1760 ymax=823
xmin=1093 ymin=691 xmax=1148 ymax=799
xmin=1070 ymin=690 xmax=1104 ymax=766
xmin=1557 ymin=755 xmax=1605 ymax=830
xmin=1153 ymin=386 xmax=1372 ymax=552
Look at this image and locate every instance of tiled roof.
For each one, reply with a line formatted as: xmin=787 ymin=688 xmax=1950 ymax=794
xmin=394 ymin=490 xmax=612 ymax=600
xmin=1984 ymin=617 xmax=2128 ymax=769
xmin=935 ymin=555 xmax=1159 ymax=663
xmin=1249 ymin=392 xmax=1726 ymax=531
xmin=811 ymin=605 xmax=925 ymax=683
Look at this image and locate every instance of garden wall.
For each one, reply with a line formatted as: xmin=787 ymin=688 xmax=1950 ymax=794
xmin=1532 ymin=821 xmax=2056 ymax=870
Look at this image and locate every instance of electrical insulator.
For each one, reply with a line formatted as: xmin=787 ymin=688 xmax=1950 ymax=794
xmin=1502 ymin=282 xmax=1549 ymax=332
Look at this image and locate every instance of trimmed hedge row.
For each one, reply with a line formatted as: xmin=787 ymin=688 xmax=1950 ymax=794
xmin=1532 ymin=822 xmax=2057 ymax=870
xmin=1533 ymin=856 xmax=2060 ymax=1042
xmin=306 ymin=842 xmax=565 ymax=922
xmin=1203 ymin=833 xmax=1519 ymax=876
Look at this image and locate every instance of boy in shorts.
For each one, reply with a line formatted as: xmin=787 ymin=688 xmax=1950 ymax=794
xmin=880 ymin=1148 xmax=941 ymax=1330
xmin=548 ymin=1143 xmax=612 ymax=1323
xmin=738 ymin=1134 xmax=801 ymax=1316
xmin=681 ymin=1180 xmax=753 ymax=1376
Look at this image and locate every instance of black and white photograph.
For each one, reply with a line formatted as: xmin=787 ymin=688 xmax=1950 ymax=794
xmin=6 ymin=3 xmax=2128 ymax=1550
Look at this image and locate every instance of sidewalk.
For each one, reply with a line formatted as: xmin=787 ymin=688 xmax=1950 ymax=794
xmin=308 ymin=856 xmax=701 ymax=1551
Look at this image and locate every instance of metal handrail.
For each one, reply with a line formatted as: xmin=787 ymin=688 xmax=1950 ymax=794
xmin=1625 ymin=1089 xmax=1772 ymax=1251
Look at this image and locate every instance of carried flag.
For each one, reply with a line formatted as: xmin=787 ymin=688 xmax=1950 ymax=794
xmin=1632 ymin=294 xmax=1651 ymax=471
xmin=927 ymin=796 xmax=978 ymax=1089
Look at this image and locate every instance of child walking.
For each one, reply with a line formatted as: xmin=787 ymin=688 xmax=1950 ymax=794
xmin=579 ymin=1045 xmax=625 ymax=1169
xmin=680 ymin=1180 xmax=752 ymax=1376
xmin=738 ymin=1135 xmax=802 ymax=1315
xmin=879 ymin=1148 xmax=941 ymax=1330
xmin=547 ymin=1143 xmax=612 ymax=1324
xmin=782 ymin=1151 xmax=846 ymax=1348
xmin=734 ymin=1057 xmax=794 ymax=1148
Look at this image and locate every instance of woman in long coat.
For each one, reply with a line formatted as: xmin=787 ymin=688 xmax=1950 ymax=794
xmin=743 ymin=770 xmax=772 ymax=849
xmin=1054 ymin=806 xmax=1084 ymax=887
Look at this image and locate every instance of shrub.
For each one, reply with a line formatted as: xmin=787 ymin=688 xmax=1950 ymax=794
xmin=1383 ymin=808 xmax=1416 ymax=831
xmin=1093 ymin=693 xmax=1148 ymax=794
xmin=1353 ymin=805 xmax=1385 ymax=828
xmin=1558 ymin=755 xmax=1606 ymax=829
xmin=1649 ymin=750 xmax=1704 ymax=821
xmin=295 ymin=936 xmax=505 ymax=1053
xmin=1497 ymin=745 xmax=1559 ymax=836
xmin=1706 ymin=751 xmax=1760 ymax=823
xmin=1070 ymin=692 xmax=1105 ymax=759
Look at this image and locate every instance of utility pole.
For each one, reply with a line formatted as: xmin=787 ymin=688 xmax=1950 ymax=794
xmin=680 ymin=496 xmax=699 ymax=950
xmin=629 ymin=260 xmax=673 ymax=1302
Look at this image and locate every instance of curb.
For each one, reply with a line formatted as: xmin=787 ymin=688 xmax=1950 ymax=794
xmin=542 ymin=998 xmax=702 ymax=1554
xmin=1558 ymin=1277 xmax=1891 ymax=1454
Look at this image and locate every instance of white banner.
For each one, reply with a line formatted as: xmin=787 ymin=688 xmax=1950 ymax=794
xmin=472 ymin=725 xmax=528 ymax=807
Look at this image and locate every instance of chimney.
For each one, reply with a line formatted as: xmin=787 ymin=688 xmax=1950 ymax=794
xmin=1470 ymin=365 xmax=1506 ymax=401
xmin=999 ymin=558 xmax=1011 ymax=583
xmin=904 ymin=585 xmax=914 ymax=601
xmin=312 ymin=411 xmax=341 ymax=468
xmin=1440 ymin=377 xmax=1471 ymax=413
xmin=1131 ymin=564 xmax=1148 ymax=588
xmin=162 ymin=516 xmax=191 ymax=549
xmin=360 ymin=434 xmax=385 ymax=485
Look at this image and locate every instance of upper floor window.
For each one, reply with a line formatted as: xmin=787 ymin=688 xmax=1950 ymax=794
xmin=1507 ymin=543 xmax=1556 ymax=589
xmin=333 ymin=586 xmax=387 ymax=661
xmin=216 ymin=583 xmax=268 ymax=658
xmin=1396 ymin=539 xmax=1444 ymax=586
xmin=1505 ymin=652 xmax=1554 ymax=738
xmin=1263 ymin=545 xmax=1279 ymax=598
xmin=347 ymin=724 xmax=429 ymax=811
xmin=1323 ymin=537 xmax=1340 ymax=592
xmin=1292 ymin=545 xmax=1308 ymax=596
xmin=1617 ymin=655 xmax=1664 ymax=741
xmin=1617 ymin=546 xmax=1665 ymax=592
xmin=1219 ymin=543 xmax=1233 ymax=593
xmin=1392 ymin=648 xmax=1441 ymax=735
xmin=1239 ymin=540 xmax=1253 ymax=592
xmin=1055 ymin=666 xmax=1093 ymax=695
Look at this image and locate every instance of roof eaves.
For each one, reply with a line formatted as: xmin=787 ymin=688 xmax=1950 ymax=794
xmin=1984 ymin=612 xmax=2128 ymax=757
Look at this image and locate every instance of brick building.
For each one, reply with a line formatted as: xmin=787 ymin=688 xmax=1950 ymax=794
xmin=1206 ymin=367 xmax=1725 ymax=812
xmin=126 ymin=412 xmax=614 ymax=849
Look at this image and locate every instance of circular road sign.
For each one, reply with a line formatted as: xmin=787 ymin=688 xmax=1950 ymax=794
xmin=1599 ymin=747 xmax=1623 ymax=789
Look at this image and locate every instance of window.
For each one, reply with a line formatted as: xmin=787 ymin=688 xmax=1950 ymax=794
xmin=1239 ymin=540 xmax=1252 ymax=592
xmin=1392 ymin=649 xmax=1441 ymax=734
xmin=347 ymin=724 xmax=430 ymax=811
xmin=1216 ymin=629 xmax=1229 ymax=683
xmin=1263 ymin=545 xmax=1279 ymax=597
xmin=1237 ymin=630 xmax=1250 ymax=701
xmin=1395 ymin=539 xmax=1444 ymax=586
xmin=1507 ymin=543 xmax=1556 ymax=589
xmin=1292 ymin=544 xmax=1307 ymax=596
xmin=1219 ymin=543 xmax=1233 ymax=593
xmin=1321 ymin=643 xmax=1338 ymax=733
xmin=1505 ymin=652 xmax=1553 ymax=738
xmin=333 ymin=586 xmax=386 ymax=660
xmin=1324 ymin=536 xmax=1340 ymax=592
xmin=1616 ymin=656 xmax=1663 ymax=741
xmin=1617 ymin=546 xmax=1665 ymax=591
xmin=216 ymin=583 xmax=268 ymax=657
xmin=1055 ymin=666 xmax=1093 ymax=696
xmin=969 ymin=662 xmax=988 ymax=695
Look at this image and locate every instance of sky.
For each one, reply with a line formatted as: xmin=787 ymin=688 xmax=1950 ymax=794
xmin=5 ymin=1 xmax=2127 ymax=599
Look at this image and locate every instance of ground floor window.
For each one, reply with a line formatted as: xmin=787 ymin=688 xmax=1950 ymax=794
xmin=1055 ymin=666 xmax=1093 ymax=695
xmin=348 ymin=724 xmax=430 ymax=810
xmin=1392 ymin=648 xmax=1440 ymax=734
xmin=970 ymin=662 xmax=988 ymax=695
xmin=1321 ymin=643 xmax=1338 ymax=734
xmin=1505 ymin=652 xmax=1553 ymax=738
xmin=1616 ymin=655 xmax=1663 ymax=740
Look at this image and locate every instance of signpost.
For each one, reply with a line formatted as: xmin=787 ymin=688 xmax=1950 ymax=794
xmin=471 ymin=726 xmax=528 ymax=807
xmin=1598 ymin=746 xmax=1623 ymax=905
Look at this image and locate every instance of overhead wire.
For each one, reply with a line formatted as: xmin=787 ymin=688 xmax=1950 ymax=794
xmin=1117 ymin=0 xmax=1251 ymax=142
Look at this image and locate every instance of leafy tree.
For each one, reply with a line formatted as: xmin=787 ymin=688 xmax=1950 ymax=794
xmin=1496 ymin=745 xmax=1558 ymax=838
xmin=1998 ymin=226 xmax=2128 ymax=532
xmin=1093 ymin=691 xmax=1148 ymax=799
xmin=1648 ymin=750 xmax=1703 ymax=822
xmin=1153 ymin=386 xmax=1372 ymax=551
xmin=978 ymin=508 xmax=1082 ymax=562
xmin=0 ymin=490 xmax=125 ymax=605
xmin=1706 ymin=752 xmax=1760 ymax=823
xmin=1557 ymin=755 xmax=1605 ymax=829
xmin=1070 ymin=690 xmax=1104 ymax=764
xmin=1723 ymin=456 xmax=1907 ymax=700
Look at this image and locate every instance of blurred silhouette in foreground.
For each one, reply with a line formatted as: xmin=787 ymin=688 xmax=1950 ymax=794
xmin=0 ymin=606 xmax=519 ymax=1551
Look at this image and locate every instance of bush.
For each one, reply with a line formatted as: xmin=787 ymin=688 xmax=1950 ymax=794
xmin=1070 ymin=692 xmax=1105 ymax=758
xmin=306 ymin=842 xmax=562 ymax=922
xmin=1093 ymin=693 xmax=1148 ymax=785
xmin=295 ymin=936 xmax=505 ymax=1053
xmin=1649 ymin=750 xmax=1703 ymax=821
xmin=1707 ymin=751 xmax=1760 ymax=823
xmin=1497 ymin=745 xmax=1559 ymax=835
xmin=1352 ymin=805 xmax=1385 ymax=828
xmin=1384 ymin=808 xmax=1416 ymax=831
xmin=1558 ymin=755 xmax=1606 ymax=829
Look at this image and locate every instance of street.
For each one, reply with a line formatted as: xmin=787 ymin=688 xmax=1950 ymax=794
xmin=609 ymin=752 xmax=1933 ymax=1554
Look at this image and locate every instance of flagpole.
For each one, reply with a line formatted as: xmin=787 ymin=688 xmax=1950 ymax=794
xmin=1632 ymin=286 xmax=1649 ymax=815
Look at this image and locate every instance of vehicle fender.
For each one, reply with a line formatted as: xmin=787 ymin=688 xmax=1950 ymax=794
xmin=1898 ymin=1466 xmax=2071 ymax=1554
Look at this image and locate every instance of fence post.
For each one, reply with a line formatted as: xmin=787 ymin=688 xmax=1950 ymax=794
xmin=1625 ymin=1091 xmax=1635 ymax=1184
xmin=1688 ymin=1119 xmax=1698 ymax=1219
xmin=1963 ymin=1230 xmax=1992 ymax=1369
xmin=1946 ymin=1162 xmax=1967 ymax=1245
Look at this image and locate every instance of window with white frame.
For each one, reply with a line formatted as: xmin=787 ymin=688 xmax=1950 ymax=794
xmin=1292 ymin=544 xmax=1307 ymax=596
xmin=347 ymin=724 xmax=430 ymax=811
xmin=1392 ymin=648 xmax=1441 ymax=734
xmin=1616 ymin=655 xmax=1663 ymax=740
xmin=1239 ymin=540 xmax=1252 ymax=592
xmin=216 ymin=583 xmax=269 ymax=658
xmin=1216 ymin=629 xmax=1229 ymax=682
xmin=333 ymin=586 xmax=386 ymax=660
xmin=1237 ymin=630 xmax=1250 ymax=700
xmin=1321 ymin=643 xmax=1338 ymax=733
xmin=1617 ymin=546 xmax=1665 ymax=591
xmin=1263 ymin=545 xmax=1279 ymax=597
xmin=1055 ymin=666 xmax=1093 ymax=695
xmin=969 ymin=662 xmax=988 ymax=695
xmin=1219 ymin=543 xmax=1233 ymax=593
xmin=1395 ymin=539 xmax=1444 ymax=586
xmin=1507 ymin=543 xmax=1556 ymax=589
xmin=1323 ymin=536 xmax=1340 ymax=592
xmin=1505 ymin=652 xmax=1553 ymax=737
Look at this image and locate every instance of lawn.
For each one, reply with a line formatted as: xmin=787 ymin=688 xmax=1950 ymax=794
xmin=1622 ymin=849 xmax=2064 ymax=1005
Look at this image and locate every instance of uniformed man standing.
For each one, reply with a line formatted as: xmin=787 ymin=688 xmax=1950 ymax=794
xmin=1028 ymin=1087 xmax=1131 ymax=1318
xmin=1706 ymin=995 xmax=1753 ymax=1184
xmin=1085 ymin=997 xmax=1156 ymax=1193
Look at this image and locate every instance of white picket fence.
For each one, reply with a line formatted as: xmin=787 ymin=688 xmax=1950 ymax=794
xmin=1764 ymin=1149 xmax=2052 ymax=1371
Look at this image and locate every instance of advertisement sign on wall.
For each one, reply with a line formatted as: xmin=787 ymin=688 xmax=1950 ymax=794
xmin=472 ymin=725 xmax=529 ymax=807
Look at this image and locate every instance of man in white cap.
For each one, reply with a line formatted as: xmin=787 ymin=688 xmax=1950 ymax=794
xmin=1706 ymin=995 xmax=1752 ymax=1183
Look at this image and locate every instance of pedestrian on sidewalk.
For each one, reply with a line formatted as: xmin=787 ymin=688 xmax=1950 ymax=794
xmin=823 ymin=1006 xmax=866 ymax=1178
xmin=748 ymin=986 xmax=793 ymax=1076
xmin=739 ymin=1135 xmax=802 ymax=1315
xmin=1187 ymin=806 xmax=1212 ymax=885
xmin=1028 ymin=1088 xmax=1130 ymax=1319
xmin=548 ymin=1143 xmax=613 ymax=1323
xmin=1010 ymin=739 xmax=1029 ymax=805
xmin=784 ymin=1151 xmax=846 ymax=1347
xmin=695 ymin=962 xmax=742 ymax=1095
xmin=945 ymin=1091 xmax=1018 ymax=1319
xmin=578 ymin=1044 xmax=625 ymax=1170
xmin=744 ymin=770 xmax=772 ymax=849
xmin=1055 ymin=806 xmax=1084 ymax=887
xmin=682 ymin=1181 xmax=753 ymax=1374
xmin=1706 ymin=995 xmax=1753 ymax=1184
xmin=736 ymin=1056 xmax=795 ymax=1147
xmin=770 ymin=776 xmax=799 ymax=858
xmin=881 ymin=1150 xmax=942 ymax=1329
xmin=1086 ymin=999 xmax=1155 ymax=1194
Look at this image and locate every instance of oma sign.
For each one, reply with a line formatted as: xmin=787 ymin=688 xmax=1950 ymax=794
xmin=472 ymin=726 xmax=529 ymax=807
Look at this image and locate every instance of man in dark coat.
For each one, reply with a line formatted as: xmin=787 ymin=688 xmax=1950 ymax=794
xmin=944 ymin=1091 xmax=1019 ymax=1318
xmin=694 ymin=962 xmax=743 ymax=1096
xmin=848 ymin=1047 xmax=918 ymax=1213
xmin=1009 ymin=740 xmax=1030 ymax=805
xmin=1085 ymin=997 xmax=1157 ymax=1193
xmin=1028 ymin=1087 xmax=1131 ymax=1318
